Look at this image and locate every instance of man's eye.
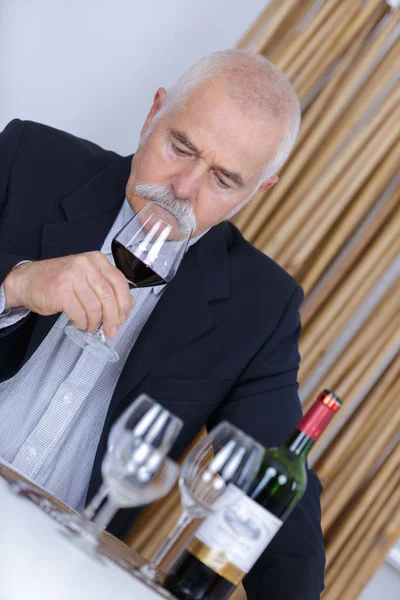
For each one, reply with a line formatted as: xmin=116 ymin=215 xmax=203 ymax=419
xmin=171 ymin=143 xmax=190 ymax=157
xmin=215 ymin=174 xmax=230 ymax=189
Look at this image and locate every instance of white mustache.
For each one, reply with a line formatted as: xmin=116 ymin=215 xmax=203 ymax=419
xmin=134 ymin=183 xmax=197 ymax=234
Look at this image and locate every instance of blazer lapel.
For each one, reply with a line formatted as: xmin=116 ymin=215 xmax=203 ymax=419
xmin=40 ymin=155 xmax=132 ymax=259
xmin=25 ymin=155 xmax=132 ymax=360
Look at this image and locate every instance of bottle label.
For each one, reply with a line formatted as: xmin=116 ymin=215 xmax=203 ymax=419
xmin=188 ymin=484 xmax=282 ymax=585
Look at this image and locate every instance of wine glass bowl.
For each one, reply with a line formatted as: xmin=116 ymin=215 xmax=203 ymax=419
xmin=102 ymin=452 xmax=179 ymax=509
xmin=179 ymin=424 xmax=264 ymax=520
xmin=65 ymin=202 xmax=192 ymax=361
xmin=111 ymin=204 xmax=191 ymax=289
xmin=140 ymin=421 xmax=264 ymax=578
xmin=62 ymin=395 xmax=183 ymax=545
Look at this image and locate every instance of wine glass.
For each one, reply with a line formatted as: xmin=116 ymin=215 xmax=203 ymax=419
xmin=139 ymin=421 xmax=264 ymax=580
xmin=65 ymin=202 xmax=192 ymax=362
xmin=63 ymin=394 xmax=183 ymax=553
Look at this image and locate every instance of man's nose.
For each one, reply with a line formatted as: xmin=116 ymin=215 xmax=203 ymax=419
xmin=170 ymin=166 xmax=203 ymax=202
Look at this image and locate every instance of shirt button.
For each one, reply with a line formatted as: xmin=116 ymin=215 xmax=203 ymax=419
xmin=27 ymin=446 xmax=37 ymax=459
xmin=62 ymin=393 xmax=72 ymax=404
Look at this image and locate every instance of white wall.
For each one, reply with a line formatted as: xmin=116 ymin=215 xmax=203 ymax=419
xmin=0 ymin=0 xmax=267 ymax=155
xmin=358 ymin=562 xmax=400 ymax=600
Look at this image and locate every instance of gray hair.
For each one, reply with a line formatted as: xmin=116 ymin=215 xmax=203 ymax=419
xmin=134 ymin=182 xmax=197 ymax=234
xmin=140 ymin=50 xmax=300 ymax=180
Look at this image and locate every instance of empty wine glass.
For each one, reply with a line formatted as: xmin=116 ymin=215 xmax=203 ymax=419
xmin=63 ymin=394 xmax=183 ymax=553
xmin=139 ymin=421 xmax=264 ymax=580
xmin=65 ymin=202 xmax=192 ymax=362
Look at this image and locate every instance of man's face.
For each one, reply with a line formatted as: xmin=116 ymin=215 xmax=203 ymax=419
xmin=126 ymin=80 xmax=280 ymax=237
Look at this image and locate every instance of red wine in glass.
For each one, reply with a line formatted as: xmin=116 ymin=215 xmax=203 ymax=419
xmin=111 ymin=239 xmax=166 ymax=289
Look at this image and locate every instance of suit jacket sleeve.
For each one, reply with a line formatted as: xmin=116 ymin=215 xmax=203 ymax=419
xmin=206 ymin=285 xmax=325 ymax=600
xmin=0 ymin=120 xmax=34 ymax=335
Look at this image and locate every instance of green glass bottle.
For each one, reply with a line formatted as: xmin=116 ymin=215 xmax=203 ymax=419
xmin=164 ymin=390 xmax=342 ymax=600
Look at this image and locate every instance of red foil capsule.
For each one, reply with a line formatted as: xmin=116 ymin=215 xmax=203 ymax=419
xmin=297 ymin=390 xmax=342 ymax=441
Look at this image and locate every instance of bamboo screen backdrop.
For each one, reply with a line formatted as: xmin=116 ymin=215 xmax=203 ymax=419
xmin=127 ymin=2 xmax=400 ymax=599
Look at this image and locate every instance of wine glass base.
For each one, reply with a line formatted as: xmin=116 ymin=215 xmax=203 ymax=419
xmin=133 ymin=565 xmax=171 ymax=598
xmin=65 ymin=325 xmax=119 ymax=363
xmin=59 ymin=516 xmax=106 ymax=562
xmin=139 ymin=562 xmax=158 ymax=581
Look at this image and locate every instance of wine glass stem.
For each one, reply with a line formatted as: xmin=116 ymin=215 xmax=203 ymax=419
xmin=152 ymin=510 xmax=193 ymax=567
xmin=91 ymin=496 xmax=120 ymax=532
xmin=82 ymin=482 xmax=109 ymax=520
xmin=94 ymin=323 xmax=106 ymax=340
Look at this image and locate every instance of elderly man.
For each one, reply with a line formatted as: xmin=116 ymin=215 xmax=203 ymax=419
xmin=0 ymin=50 xmax=324 ymax=598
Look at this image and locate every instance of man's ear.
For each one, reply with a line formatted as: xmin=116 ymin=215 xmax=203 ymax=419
xmin=140 ymin=87 xmax=167 ymax=138
xmin=259 ymin=175 xmax=279 ymax=192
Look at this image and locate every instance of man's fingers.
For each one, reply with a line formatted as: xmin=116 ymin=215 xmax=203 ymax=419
xmin=100 ymin=262 xmax=134 ymax=321
xmin=73 ymin=281 xmax=103 ymax=332
xmin=63 ymin=292 xmax=88 ymax=331
xmin=87 ymin=275 xmax=120 ymax=339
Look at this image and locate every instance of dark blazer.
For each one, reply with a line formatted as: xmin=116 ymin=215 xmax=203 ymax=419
xmin=0 ymin=119 xmax=325 ymax=599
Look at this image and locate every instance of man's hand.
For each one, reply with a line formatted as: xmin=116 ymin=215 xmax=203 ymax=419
xmin=3 ymin=252 xmax=135 ymax=339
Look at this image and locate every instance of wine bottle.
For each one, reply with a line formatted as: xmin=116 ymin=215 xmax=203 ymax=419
xmin=164 ymin=390 xmax=342 ymax=600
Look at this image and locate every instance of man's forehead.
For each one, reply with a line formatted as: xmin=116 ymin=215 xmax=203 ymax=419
xmin=166 ymin=87 xmax=276 ymax=181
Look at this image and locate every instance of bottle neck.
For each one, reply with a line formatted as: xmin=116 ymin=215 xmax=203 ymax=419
xmin=284 ymin=430 xmax=315 ymax=458
xmin=283 ymin=390 xmax=342 ymax=459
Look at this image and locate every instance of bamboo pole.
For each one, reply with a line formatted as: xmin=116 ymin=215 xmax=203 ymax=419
xmin=323 ymin=484 xmax=400 ymax=600
xmin=234 ymin=31 xmax=363 ymax=237
xmin=273 ymin=0 xmax=342 ymax=71
xmin=259 ymin=87 xmax=399 ymax=263
xmin=324 ymin=444 xmax=400 ymax=570
xmin=242 ymin=0 xmax=300 ymax=56
xmin=308 ymin=337 xmax=399 ymax=474
xmin=248 ymin=29 xmax=400 ymax=249
xmin=236 ymin=1 xmax=278 ymax=50
xmin=129 ymin=492 xmax=183 ymax=558
xmin=285 ymin=0 xmax=363 ymax=82
xmin=324 ymin=465 xmax=400 ymax=586
xmin=334 ymin=321 xmax=400 ymax=400
xmin=234 ymin=0 xmax=363 ymax=234
xmin=290 ymin=10 xmax=400 ymax=159
xmin=343 ymin=506 xmax=400 ymax=600
xmin=299 ymin=150 xmax=400 ymax=293
xmin=293 ymin=0 xmax=388 ymax=97
xmin=298 ymin=214 xmax=400 ymax=379
xmin=268 ymin=1 xmax=317 ymax=65
xmin=233 ymin=11 xmax=399 ymax=240
xmin=302 ymin=282 xmax=399 ymax=407
xmin=320 ymin=387 xmax=400 ymax=530
xmin=272 ymin=91 xmax=399 ymax=267
xmin=301 ymin=183 xmax=400 ymax=330
xmin=314 ymin=361 xmax=400 ymax=485
xmin=299 ymin=259 xmax=399 ymax=383
xmin=312 ymin=355 xmax=400 ymax=477
xmin=304 ymin=314 xmax=400 ymax=423
xmin=289 ymin=0 xmax=366 ymax=84
xmin=295 ymin=4 xmax=388 ymax=99
xmin=229 ymin=585 xmax=247 ymax=600
xmin=258 ymin=1 xmax=316 ymax=60
xmin=278 ymin=104 xmax=400 ymax=271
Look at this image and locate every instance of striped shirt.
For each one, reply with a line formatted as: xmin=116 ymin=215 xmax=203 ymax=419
xmin=0 ymin=200 xmax=202 ymax=511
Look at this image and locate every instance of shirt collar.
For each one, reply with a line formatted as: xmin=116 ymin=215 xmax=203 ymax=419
xmin=102 ymin=199 xmax=210 ymax=295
